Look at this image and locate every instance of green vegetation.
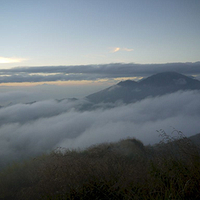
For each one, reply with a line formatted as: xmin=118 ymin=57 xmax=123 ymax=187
xmin=1 ymin=131 xmax=200 ymax=200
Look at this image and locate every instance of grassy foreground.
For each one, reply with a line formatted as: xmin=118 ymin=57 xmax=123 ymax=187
xmin=1 ymin=131 xmax=200 ymax=200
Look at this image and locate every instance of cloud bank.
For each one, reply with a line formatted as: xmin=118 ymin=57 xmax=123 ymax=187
xmin=0 ymin=90 xmax=200 ymax=167
xmin=0 ymin=62 xmax=200 ymax=83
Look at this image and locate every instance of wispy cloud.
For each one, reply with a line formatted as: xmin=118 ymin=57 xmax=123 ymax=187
xmin=122 ymin=48 xmax=134 ymax=52
xmin=0 ymin=57 xmax=27 ymax=64
xmin=110 ymin=47 xmax=133 ymax=53
xmin=112 ymin=47 xmax=120 ymax=53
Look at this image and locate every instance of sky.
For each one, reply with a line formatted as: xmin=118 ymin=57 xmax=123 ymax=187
xmin=1 ymin=0 xmax=200 ymax=68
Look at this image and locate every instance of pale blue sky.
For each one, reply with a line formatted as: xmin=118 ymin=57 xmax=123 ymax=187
xmin=1 ymin=0 xmax=200 ymax=68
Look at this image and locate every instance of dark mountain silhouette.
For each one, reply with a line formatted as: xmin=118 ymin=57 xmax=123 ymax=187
xmin=189 ymin=133 xmax=200 ymax=147
xmin=86 ymin=72 xmax=200 ymax=104
xmin=140 ymin=72 xmax=200 ymax=88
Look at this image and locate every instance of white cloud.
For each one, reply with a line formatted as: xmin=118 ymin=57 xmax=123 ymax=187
xmin=111 ymin=47 xmax=120 ymax=53
xmin=122 ymin=48 xmax=134 ymax=52
xmin=110 ymin=47 xmax=133 ymax=53
xmin=0 ymin=90 xmax=200 ymax=167
xmin=0 ymin=56 xmax=27 ymax=63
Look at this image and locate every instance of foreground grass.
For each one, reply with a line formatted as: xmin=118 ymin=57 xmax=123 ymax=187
xmin=1 ymin=132 xmax=200 ymax=199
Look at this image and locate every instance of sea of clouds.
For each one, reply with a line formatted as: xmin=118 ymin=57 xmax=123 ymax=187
xmin=0 ymin=89 xmax=200 ymax=167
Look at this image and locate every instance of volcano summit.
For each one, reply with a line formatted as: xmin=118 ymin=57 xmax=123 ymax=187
xmin=86 ymin=72 xmax=200 ymax=104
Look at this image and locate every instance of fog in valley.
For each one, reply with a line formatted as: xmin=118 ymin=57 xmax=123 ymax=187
xmin=0 ymin=86 xmax=200 ymax=167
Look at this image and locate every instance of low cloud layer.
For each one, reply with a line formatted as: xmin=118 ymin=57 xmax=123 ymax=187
xmin=0 ymin=90 xmax=200 ymax=167
xmin=0 ymin=62 xmax=200 ymax=83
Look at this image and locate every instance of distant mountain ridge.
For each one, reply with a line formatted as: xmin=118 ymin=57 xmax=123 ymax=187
xmin=86 ymin=72 xmax=200 ymax=104
xmin=139 ymin=72 xmax=200 ymax=88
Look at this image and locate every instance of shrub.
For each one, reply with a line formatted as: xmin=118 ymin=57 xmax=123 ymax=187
xmin=0 ymin=133 xmax=200 ymax=199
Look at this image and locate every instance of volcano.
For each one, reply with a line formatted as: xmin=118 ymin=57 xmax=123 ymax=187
xmin=86 ymin=72 xmax=200 ymax=104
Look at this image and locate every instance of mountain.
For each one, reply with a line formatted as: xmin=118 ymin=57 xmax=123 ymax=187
xmin=86 ymin=72 xmax=200 ymax=104
xmin=139 ymin=72 xmax=200 ymax=88
xmin=189 ymin=133 xmax=200 ymax=147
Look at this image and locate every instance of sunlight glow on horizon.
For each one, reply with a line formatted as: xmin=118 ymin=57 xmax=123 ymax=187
xmin=0 ymin=77 xmax=142 ymax=87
